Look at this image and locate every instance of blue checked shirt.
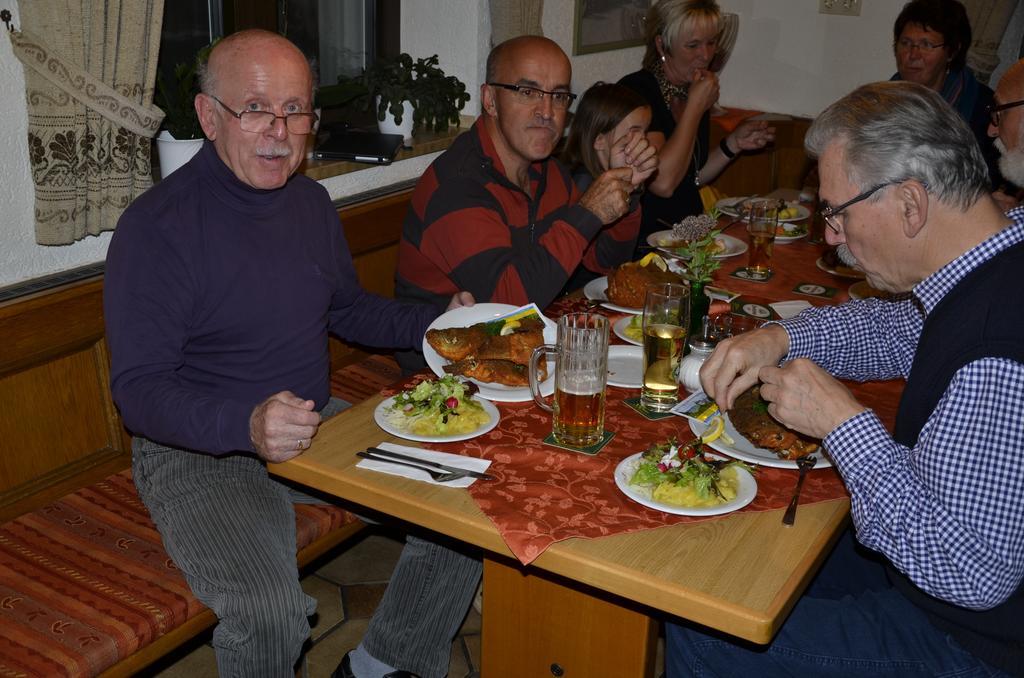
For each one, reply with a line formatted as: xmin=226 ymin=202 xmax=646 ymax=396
xmin=779 ymin=213 xmax=1024 ymax=611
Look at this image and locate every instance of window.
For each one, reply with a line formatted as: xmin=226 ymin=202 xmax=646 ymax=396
xmin=157 ymin=0 xmax=399 ymax=100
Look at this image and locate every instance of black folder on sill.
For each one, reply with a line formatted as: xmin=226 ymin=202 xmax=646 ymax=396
xmin=313 ymin=130 xmax=405 ymax=164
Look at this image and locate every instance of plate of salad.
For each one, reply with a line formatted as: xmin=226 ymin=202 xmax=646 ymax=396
xmin=374 ymin=375 xmax=500 ymax=443
xmin=614 ymin=438 xmax=757 ymax=516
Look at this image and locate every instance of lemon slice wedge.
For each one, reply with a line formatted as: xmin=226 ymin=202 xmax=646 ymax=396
xmin=701 ymin=415 xmax=725 ymax=444
xmin=499 ymin=319 xmax=521 ymax=336
xmin=637 ymin=252 xmax=667 ymax=271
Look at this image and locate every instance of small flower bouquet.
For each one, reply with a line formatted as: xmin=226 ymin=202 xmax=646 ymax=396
xmin=670 ymin=208 xmax=723 ymax=284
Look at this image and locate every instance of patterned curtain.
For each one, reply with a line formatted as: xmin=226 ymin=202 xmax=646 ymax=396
xmin=963 ymin=0 xmax=1018 ymax=85
xmin=489 ymin=0 xmax=544 ymax=47
xmin=8 ymin=1 xmax=164 ymax=245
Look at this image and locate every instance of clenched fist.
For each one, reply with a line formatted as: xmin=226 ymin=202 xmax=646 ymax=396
xmin=578 ymin=166 xmax=635 ymax=224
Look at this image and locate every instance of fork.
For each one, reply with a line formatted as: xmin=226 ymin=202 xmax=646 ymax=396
xmin=782 ymin=455 xmax=818 ymax=526
xmin=356 ymin=451 xmax=470 ymax=482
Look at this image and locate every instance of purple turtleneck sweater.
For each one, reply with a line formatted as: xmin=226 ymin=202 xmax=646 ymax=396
xmin=105 ymin=142 xmax=437 ymax=455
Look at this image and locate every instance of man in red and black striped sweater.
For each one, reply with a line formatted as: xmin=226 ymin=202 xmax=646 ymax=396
xmin=396 ymin=36 xmax=656 ymax=316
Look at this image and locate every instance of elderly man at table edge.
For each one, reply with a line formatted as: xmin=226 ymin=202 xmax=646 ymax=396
xmin=666 ymin=81 xmax=1024 ymax=677
xmin=990 ymin=58 xmax=1024 ymax=213
xmin=105 ymin=30 xmax=480 ymax=678
xmin=394 ymin=36 xmax=657 ymax=327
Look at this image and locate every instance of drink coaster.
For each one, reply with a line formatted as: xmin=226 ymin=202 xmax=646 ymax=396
xmin=542 ymin=430 xmax=615 ymax=456
xmin=792 ymin=282 xmax=837 ymax=298
xmin=728 ymin=267 xmax=774 ymax=283
xmin=623 ymin=397 xmax=677 ymax=420
xmin=729 ymin=299 xmax=777 ymax=320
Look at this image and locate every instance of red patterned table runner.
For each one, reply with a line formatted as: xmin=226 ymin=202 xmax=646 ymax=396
xmin=385 ymin=375 xmax=898 ymax=565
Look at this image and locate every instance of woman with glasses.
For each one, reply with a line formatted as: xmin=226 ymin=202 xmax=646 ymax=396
xmin=618 ymin=0 xmax=773 ymax=258
xmin=890 ymin=0 xmax=1001 ymax=187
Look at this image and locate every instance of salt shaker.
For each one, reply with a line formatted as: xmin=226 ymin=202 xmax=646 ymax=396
xmin=678 ymin=318 xmax=718 ymax=393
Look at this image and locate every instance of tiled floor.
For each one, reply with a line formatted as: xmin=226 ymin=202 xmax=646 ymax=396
xmin=144 ymin=524 xmax=666 ymax=677
xmin=146 ymin=527 xmax=482 ymax=678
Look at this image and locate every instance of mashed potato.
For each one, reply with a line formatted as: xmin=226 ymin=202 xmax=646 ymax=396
xmin=652 ymin=466 xmax=740 ymax=507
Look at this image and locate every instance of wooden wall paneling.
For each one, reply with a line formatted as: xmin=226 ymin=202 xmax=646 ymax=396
xmin=709 ymin=117 xmax=813 ymax=198
xmin=0 ymin=277 xmax=130 ymax=522
xmin=328 ymin=189 xmax=413 ymax=372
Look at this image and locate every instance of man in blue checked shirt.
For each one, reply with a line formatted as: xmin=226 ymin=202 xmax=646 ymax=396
xmin=668 ymin=81 xmax=1024 ymax=678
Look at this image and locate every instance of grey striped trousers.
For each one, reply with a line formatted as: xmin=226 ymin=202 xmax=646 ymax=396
xmin=132 ymin=401 xmax=481 ymax=677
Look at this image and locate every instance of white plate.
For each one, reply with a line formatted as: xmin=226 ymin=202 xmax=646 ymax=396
xmin=612 ymin=315 xmax=643 ymax=346
xmin=373 ymin=395 xmax=500 ymax=443
xmin=687 ymin=416 xmax=832 ymax=469
xmin=614 ymin=452 xmax=757 ymax=516
xmin=606 ymin=345 xmax=643 ymax=388
xmin=422 ymin=303 xmax=557 ymax=402
xmin=848 ymin=280 xmax=890 ymax=300
xmin=582 ymin=277 xmax=642 ymax=315
xmin=816 ymin=256 xmax=865 ymax=280
xmin=646 ymin=230 xmax=748 ymax=260
xmin=775 ymin=224 xmax=809 ymax=244
xmin=716 ymin=197 xmax=810 ymax=223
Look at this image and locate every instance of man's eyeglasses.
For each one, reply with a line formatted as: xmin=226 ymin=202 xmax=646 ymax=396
xmin=819 ymin=181 xmax=902 ymax=234
xmin=894 ymin=38 xmax=945 ymax=53
xmin=209 ymin=95 xmax=318 ymax=135
xmin=987 ymin=99 xmax=1024 ymax=127
xmin=487 ymin=83 xmax=577 ymax=109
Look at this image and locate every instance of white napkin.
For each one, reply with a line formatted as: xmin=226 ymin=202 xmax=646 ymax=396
xmin=769 ymin=300 xmax=813 ymax=319
xmin=356 ymin=442 xmax=492 ymax=488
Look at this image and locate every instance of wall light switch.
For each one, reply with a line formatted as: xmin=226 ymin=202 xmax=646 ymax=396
xmin=819 ymin=0 xmax=861 ymax=16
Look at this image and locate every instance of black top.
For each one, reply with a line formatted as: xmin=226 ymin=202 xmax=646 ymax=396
xmin=619 ymin=69 xmax=709 ymax=255
xmin=891 ymin=241 xmax=1024 ymax=676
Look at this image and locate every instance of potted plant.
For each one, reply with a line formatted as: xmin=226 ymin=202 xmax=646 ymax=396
xmin=153 ymin=42 xmax=215 ymax=177
xmin=359 ymin=53 xmax=469 ymax=141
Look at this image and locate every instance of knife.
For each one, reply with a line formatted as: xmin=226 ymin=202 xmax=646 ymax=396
xmin=365 ymin=446 xmax=496 ymax=480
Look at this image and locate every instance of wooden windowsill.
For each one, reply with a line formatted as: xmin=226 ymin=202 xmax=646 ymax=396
xmin=299 ymin=123 xmax=468 ymax=182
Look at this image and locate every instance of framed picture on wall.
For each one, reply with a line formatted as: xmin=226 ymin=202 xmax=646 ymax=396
xmin=573 ymin=0 xmax=650 ymax=55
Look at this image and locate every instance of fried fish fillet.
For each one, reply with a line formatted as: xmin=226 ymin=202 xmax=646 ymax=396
xmin=443 ymin=358 xmax=547 ymax=386
xmin=425 ymin=325 xmax=489 ymax=361
xmin=729 ymin=385 xmax=820 ymax=460
xmin=472 ymin=329 xmax=544 ymax=365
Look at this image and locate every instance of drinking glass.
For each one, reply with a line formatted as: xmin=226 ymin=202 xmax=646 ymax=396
xmin=529 ymin=312 xmax=609 ymax=447
xmin=746 ymin=199 xmax=778 ymax=280
xmin=640 ymin=283 xmax=689 ymax=412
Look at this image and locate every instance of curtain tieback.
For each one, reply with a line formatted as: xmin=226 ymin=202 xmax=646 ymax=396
xmin=9 ymin=28 xmax=164 ymax=137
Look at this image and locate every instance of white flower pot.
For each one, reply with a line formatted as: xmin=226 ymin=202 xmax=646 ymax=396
xmin=376 ymin=97 xmax=414 ymax=143
xmin=155 ymin=131 xmax=204 ymax=179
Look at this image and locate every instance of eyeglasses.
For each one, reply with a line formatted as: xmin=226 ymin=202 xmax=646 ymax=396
xmin=487 ymin=83 xmax=577 ymax=109
xmin=987 ymin=99 xmax=1024 ymax=127
xmin=819 ymin=181 xmax=901 ymax=234
xmin=895 ymin=38 xmax=945 ymax=53
xmin=209 ymin=95 xmax=318 ymax=135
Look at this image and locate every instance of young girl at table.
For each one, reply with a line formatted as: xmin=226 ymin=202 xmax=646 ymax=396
xmin=560 ymin=82 xmax=654 ymax=293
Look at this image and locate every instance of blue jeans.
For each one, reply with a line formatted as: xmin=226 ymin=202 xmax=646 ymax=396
xmin=666 ymin=531 xmax=1010 ymax=677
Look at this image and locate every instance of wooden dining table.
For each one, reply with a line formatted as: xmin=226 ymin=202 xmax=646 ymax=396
xmin=270 ymin=201 xmax=901 ymax=678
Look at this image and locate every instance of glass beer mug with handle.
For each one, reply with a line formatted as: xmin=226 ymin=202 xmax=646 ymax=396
xmin=528 ymin=312 xmax=610 ymax=448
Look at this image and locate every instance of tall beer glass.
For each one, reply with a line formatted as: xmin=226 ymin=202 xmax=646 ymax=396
xmin=529 ymin=312 xmax=609 ymax=447
xmin=641 ymin=283 xmax=689 ymax=412
xmin=746 ymin=199 xmax=778 ymax=279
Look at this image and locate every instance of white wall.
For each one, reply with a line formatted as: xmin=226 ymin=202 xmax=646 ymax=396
xmin=2 ymin=0 xmax=1022 ymax=288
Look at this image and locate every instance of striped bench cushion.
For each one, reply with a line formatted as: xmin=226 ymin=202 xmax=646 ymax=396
xmin=0 ymin=353 xmax=400 ymax=676
xmin=330 ymin=354 xmax=402 ymax=404
xmin=0 ymin=470 xmax=356 ymax=676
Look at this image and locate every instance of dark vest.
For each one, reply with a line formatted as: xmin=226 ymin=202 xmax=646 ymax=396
xmin=891 ymin=240 xmax=1024 ymax=676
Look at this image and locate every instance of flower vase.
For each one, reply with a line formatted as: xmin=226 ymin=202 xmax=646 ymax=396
xmin=687 ymin=280 xmax=710 ymax=353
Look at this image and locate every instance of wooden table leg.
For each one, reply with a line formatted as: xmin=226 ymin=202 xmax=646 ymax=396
xmin=481 ymin=557 xmax=657 ymax=678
